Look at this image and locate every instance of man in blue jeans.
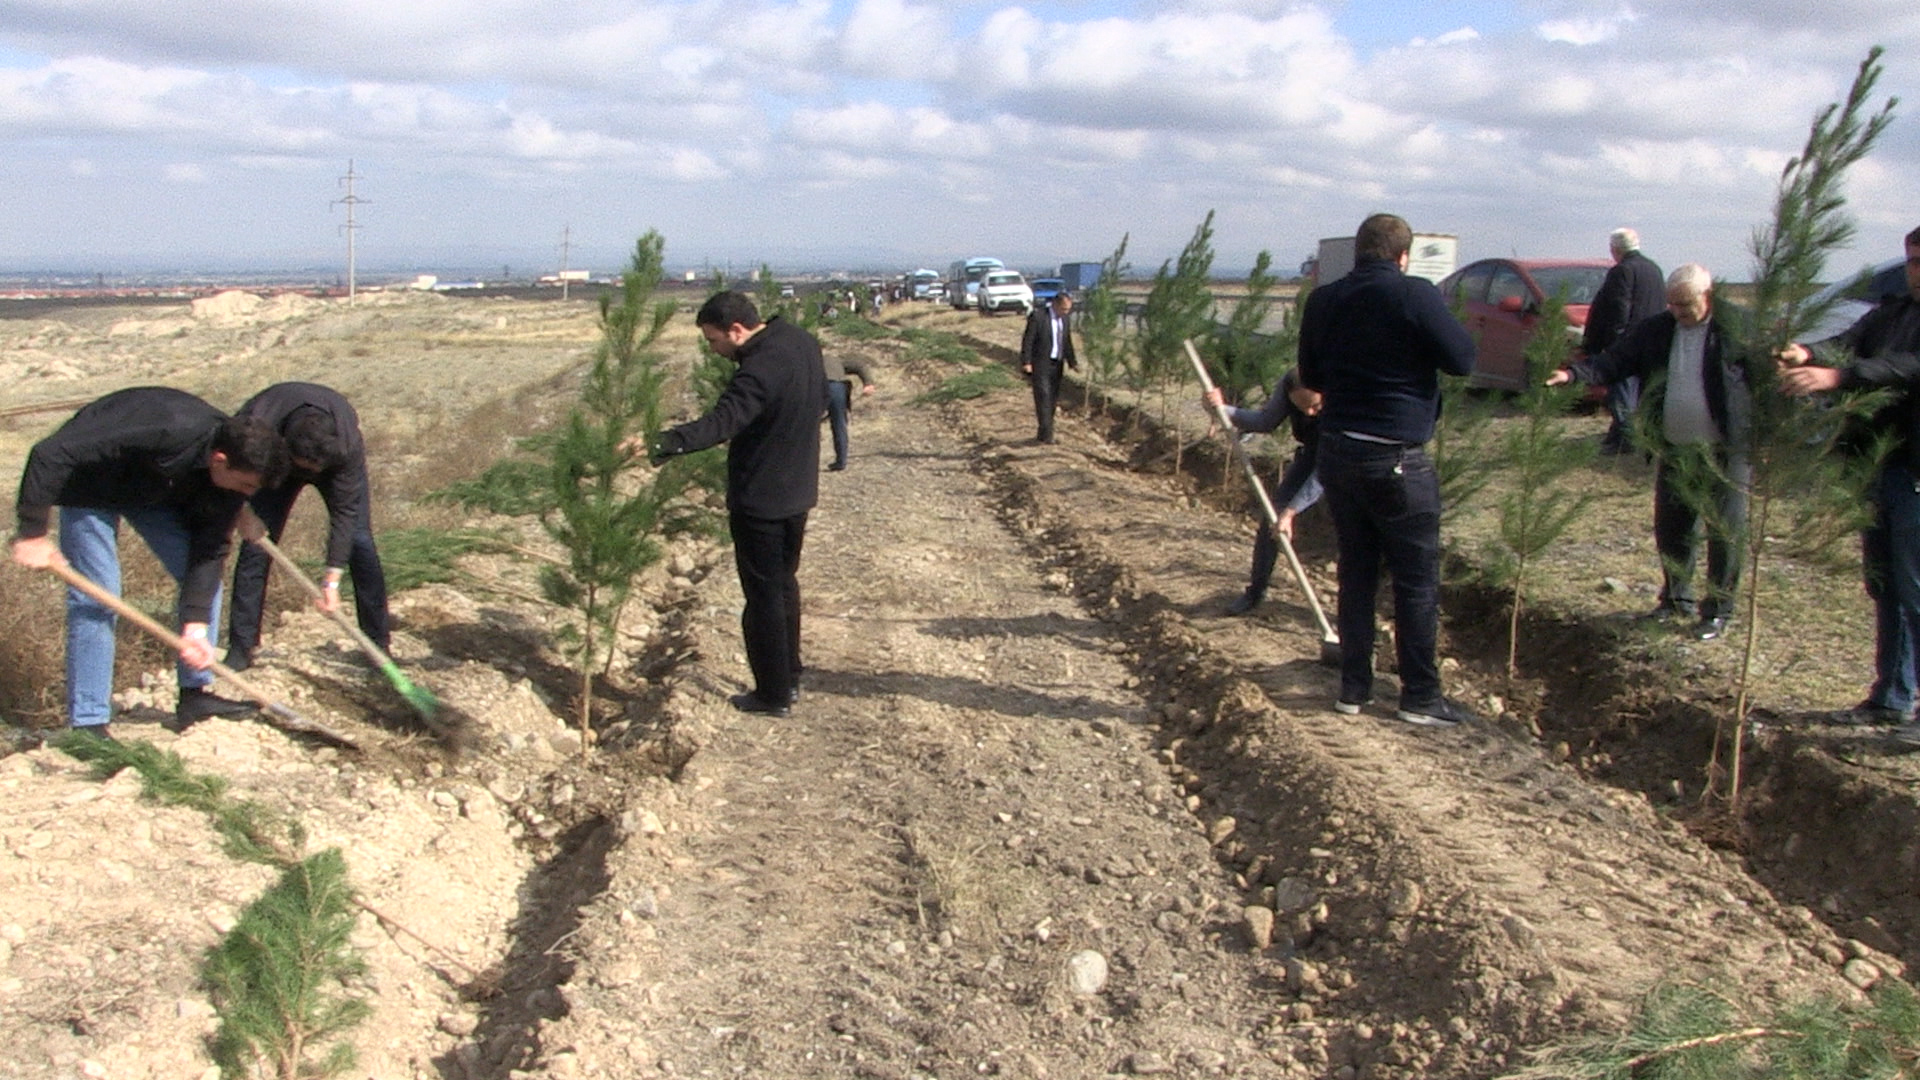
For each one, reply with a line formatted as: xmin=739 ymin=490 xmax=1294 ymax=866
xmin=1298 ymin=213 xmax=1480 ymax=728
xmin=1780 ymin=224 xmax=1920 ymax=740
xmin=11 ymin=387 xmax=289 ymax=739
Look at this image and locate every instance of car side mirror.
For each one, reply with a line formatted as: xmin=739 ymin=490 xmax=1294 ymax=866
xmin=1497 ymin=295 xmax=1526 ymax=314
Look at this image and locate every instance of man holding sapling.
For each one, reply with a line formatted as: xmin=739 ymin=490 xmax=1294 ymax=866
xmin=1779 ymin=226 xmax=1920 ymax=735
xmin=1297 ymin=213 xmax=1478 ymax=728
xmin=10 ymin=387 xmax=289 ymax=738
xmin=1547 ymin=263 xmax=1751 ymax=642
xmin=646 ymin=291 xmax=826 ymax=718
xmin=225 ymin=382 xmax=391 ymax=672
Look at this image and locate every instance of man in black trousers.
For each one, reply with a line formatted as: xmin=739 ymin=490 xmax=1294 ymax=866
xmin=226 ymin=382 xmax=391 ymax=671
xmin=1020 ymin=292 xmax=1077 ymax=443
xmin=1298 ymin=213 xmax=1479 ymax=728
xmin=1582 ymin=227 xmax=1666 ymax=454
xmin=651 ymin=292 xmax=826 ymax=717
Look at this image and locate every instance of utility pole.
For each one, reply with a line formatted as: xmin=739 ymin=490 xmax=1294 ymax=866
xmin=332 ymin=160 xmax=368 ymax=304
xmin=558 ymin=225 xmax=573 ymax=301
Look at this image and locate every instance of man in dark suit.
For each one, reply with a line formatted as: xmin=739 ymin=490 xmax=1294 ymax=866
xmin=649 ymin=291 xmax=826 ymax=717
xmin=1582 ymin=227 xmax=1666 ymax=454
xmin=1020 ymin=292 xmax=1077 ymax=443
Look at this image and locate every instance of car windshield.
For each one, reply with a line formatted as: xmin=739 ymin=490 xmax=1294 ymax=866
xmin=986 ymin=273 xmax=1021 ymax=286
xmin=1529 ymin=266 xmax=1608 ymax=305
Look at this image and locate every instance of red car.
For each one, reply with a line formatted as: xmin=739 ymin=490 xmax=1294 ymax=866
xmin=1438 ymin=257 xmax=1613 ymax=391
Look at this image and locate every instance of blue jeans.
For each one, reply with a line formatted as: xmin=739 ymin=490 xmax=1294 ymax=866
xmin=60 ymin=507 xmax=221 ymax=728
xmin=825 ymin=380 xmax=851 ymax=467
xmin=1863 ymin=463 xmax=1920 ymax=713
xmin=1317 ymin=435 xmax=1442 ymax=706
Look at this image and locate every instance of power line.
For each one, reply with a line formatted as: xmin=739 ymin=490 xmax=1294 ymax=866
xmin=558 ymin=224 xmax=573 ymax=301
xmin=332 ymin=160 xmax=369 ymax=304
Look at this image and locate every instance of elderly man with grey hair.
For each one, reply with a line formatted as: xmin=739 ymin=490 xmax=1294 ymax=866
xmin=1549 ymin=263 xmax=1751 ymax=639
xmin=1582 ymin=227 xmax=1667 ymax=455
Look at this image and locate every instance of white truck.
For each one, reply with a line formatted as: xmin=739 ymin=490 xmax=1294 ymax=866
xmin=1310 ymin=233 xmax=1458 ymax=286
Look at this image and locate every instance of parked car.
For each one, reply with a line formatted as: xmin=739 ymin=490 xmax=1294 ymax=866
xmin=1030 ymin=277 xmax=1066 ymax=304
xmin=1438 ymin=257 xmax=1612 ymax=390
xmin=1801 ymin=257 xmax=1908 ymax=342
xmin=977 ymin=270 xmax=1035 ymax=316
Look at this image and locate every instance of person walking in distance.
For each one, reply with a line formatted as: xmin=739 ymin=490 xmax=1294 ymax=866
xmin=11 ymin=388 xmax=289 ymax=737
xmin=1021 ymin=292 xmax=1077 ymax=444
xmin=648 ymin=292 xmax=826 ymax=717
xmin=1583 ymin=228 xmax=1667 ymax=455
xmin=1297 ymin=213 xmax=1479 ymax=728
xmin=821 ymin=352 xmax=877 ymax=472
xmin=225 ymin=382 xmax=392 ymax=671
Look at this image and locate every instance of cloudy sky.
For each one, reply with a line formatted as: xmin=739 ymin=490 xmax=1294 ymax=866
xmin=1 ymin=0 xmax=1916 ymax=282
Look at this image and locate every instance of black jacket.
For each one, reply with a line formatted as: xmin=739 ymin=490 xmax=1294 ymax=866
xmin=1581 ymin=250 xmax=1666 ymax=356
xmin=237 ymin=382 xmax=369 ymax=568
xmin=1825 ymin=295 xmax=1920 ymax=472
xmin=1298 ymin=257 xmax=1475 ymax=444
xmin=15 ymin=387 xmax=245 ymax=622
xmin=1020 ymin=306 xmax=1077 ymax=370
xmin=1570 ymin=311 xmax=1747 ymax=448
xmin=666 ymin=317 xmax=826 ymax=519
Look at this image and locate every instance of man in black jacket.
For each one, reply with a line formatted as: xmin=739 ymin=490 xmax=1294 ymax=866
xmin=650 ymin=292 xmax=826 ymax=717
xmin=1550 ymin=264 xmax=1750 ymax=641
xmin=225 ymin=383 xmax=391 ymax=671
xmin=1780 ymin=226 xmax=1920 ymax=734
xmin=11 ymin=387 xmax=289 ymax=737
xmin=1583 ymin=228 xmax=1667 ymax=454
xmin=1298 ymin=213 xmax=1478 ymax=728
xmin=1020 ymin=292 xmax=1077 ymax=443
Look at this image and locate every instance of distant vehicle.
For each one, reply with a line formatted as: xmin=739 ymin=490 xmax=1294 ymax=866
xmin=1802 ymin=257 xmax=1908 ymax=342
xmin=1030 ymin=277 xmax=1066 ymax=303
xmin=924 ymin=280 xmax=948 ymax=303
xmin=977 ymin=270 xmax=1034 ymax=316
xmin=947 ymin=257 xmax=1004 ymax=310
xmin=1058 ymin=262 xmax=1104 ymax=293
xmin=1312 ymin=234 xmax=1457 ymax=287
xmin=779 ymin=285 xmax=796 ymax=299
xmin=908 ymin=269 xmax=942 ymax=300
xmin=1438 ymin=257 xmax=1611 ymax=391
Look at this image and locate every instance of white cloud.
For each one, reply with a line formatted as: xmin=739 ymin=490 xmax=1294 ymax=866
xmin=163 ymin=162 xmax=206 ymax=182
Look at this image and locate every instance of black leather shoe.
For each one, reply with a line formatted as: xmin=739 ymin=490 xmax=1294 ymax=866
xmin=729 ymin=692 xmax=791 ymax=718
xmin=827 ymin=460 xmax=847 ymax=472
xmin=1225 ymin=591 xmax=1263 ymax=616
xmin=223 ymin=645 xmax=254 ymax=673
xmin=174 ymin=687 xmax=258 ymax=729
xmin=1694 ymin=616 xmax=1733 ymax=641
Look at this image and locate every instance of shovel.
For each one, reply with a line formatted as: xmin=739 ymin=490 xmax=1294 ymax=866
xmin=1185 ymin=339 xmax=1342 ymax=666
xmin=241 ymin=515 xmax=452 ymax=737
xmin=44 ymin=560 xmax=358 ymax=749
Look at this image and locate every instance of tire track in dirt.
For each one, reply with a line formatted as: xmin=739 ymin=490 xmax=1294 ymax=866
xmin=912 ymin=321 xmax=1877 ymax=1049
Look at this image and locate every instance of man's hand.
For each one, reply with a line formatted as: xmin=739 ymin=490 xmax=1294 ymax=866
xmin=1276 ymin=508 xmax=1298 ymax=542
xmin=1777 ymin=343 xmax=1813 ymax=367
xmin=1780 ymin=365 xmax=1843 ymax=396
xmin=861 ymin=384 xmax=876 ymax=396
xmin=179 ymin=622 xmax=215 ymax=671
xmin=1203 ymin=387 xmax=1226 ymax=410
xmin=1544 ymin=369 xmax=1573 ymax=387
xmin=1022 ymin=363 xmax=1033 ymax=376
xmin=317 ymin=570 xmax=343 ymax=613
xmin=10 ymin=535 xmax=59 ymax=569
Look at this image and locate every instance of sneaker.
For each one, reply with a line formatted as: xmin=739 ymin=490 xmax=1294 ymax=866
xmin=1395 ymin=697 xmax=1478 ymax=728
xmin=174 ymin=687 xmax=258 ymax=730
xmin=1333 ymin=694 xmax=1373 ymax=716
xmin=1225 ymin=591 xmax=1264 ymax=617
xmin=728 ymin=692 xmax=791 ymax=718
xmin=1829 ymin=701 xmax=1912 ymax=727
xmin=1889 ymin=722 xmax=1920 ymax=750
xmin=1694 ymin=616 xmax=1733 ymax=641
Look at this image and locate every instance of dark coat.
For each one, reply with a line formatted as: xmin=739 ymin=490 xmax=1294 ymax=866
xmin=1581 ymin=249 xmax=1666 ymax=356
xmin=1828 ymin=295 xmax=1920 ymax=472
xmin=666 ymin=317 xmax=826 ymax=520
xmin=15 ymin=387 xmax=245 ymax=622
xmin=1570 ymin=311 xmax=1747 ymax=448
xmin=1297 ymin=257 xmax=1475 ymax=444
xmin=1020 ymin=306 xmax=1077 ymax=370
xmin=237 ymin=382 xmax=369 ymax=568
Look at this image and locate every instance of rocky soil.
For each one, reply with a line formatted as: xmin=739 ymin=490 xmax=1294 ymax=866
xmin=0 ymin=292 xmax=1915 ymax=1080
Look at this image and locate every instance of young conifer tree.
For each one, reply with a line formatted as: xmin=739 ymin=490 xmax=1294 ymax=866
xmin=1664 ymin=48 xmax=1897 ymax=808
xmin=1078 ymin=234 xmax=1132 ymax=422
xmin=1137 ymin=210 xmax=1217 ymax=469
xmin=1211 ymin=251 xmax=1294 ymax=485
xmin=1488 ymin=292 xmax=1595 ymax=679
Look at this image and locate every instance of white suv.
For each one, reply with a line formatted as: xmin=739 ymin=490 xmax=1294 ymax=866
xmin=977 ymin=270 xmax=1034 ymax=316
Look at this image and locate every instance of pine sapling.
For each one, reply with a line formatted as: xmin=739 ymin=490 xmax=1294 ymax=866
xmin=1487 ymin=292 xmax=1595 ymax=679
xmin=1137 ymin=210 xmax=1217 ymax=471
xmin=1211 ymin=252 xmax=1296 ymax=485
xmin=1078 ymin=234 xmax=1132 ymax=423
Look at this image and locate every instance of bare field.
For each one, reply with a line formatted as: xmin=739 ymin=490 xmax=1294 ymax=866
xmin=0 ymin=292 xmax=1914 ymax=1080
